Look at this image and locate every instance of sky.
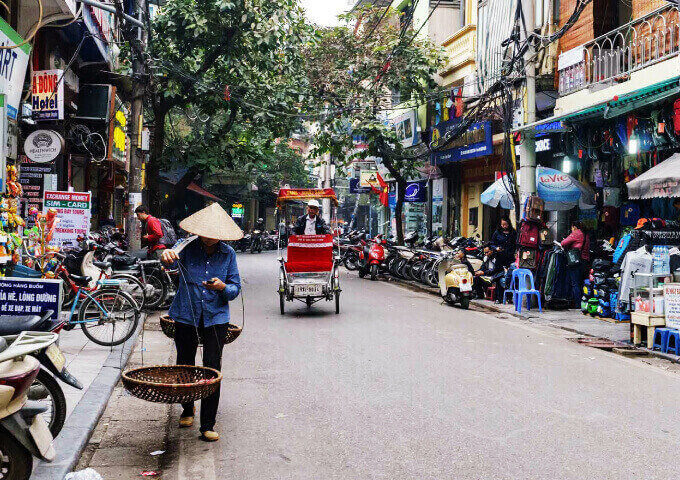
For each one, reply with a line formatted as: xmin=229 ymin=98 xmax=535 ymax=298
xmin=300 ymin=0 xmax=353 ymax=27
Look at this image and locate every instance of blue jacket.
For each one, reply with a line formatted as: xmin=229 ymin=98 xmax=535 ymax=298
xmin=168 ymin=239 xmax=241 ymax=327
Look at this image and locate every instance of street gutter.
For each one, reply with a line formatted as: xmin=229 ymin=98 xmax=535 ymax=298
xmin=33 ymin=314 xmax=146 ymax=480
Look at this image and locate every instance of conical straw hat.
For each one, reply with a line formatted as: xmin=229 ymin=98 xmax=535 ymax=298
xmin=179 ymin=203 xmax=244 ymax=240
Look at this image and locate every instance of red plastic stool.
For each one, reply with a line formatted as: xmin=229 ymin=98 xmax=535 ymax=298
xmin=486 ymin=285 xmax=496 ymax=302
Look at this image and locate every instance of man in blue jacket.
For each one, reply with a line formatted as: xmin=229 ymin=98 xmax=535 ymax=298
xmin=161 ymin=203 xmax=243 ymax=442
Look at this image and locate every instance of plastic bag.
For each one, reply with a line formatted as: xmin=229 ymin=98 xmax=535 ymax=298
xmin=65 ymin=469 xmax=104 ymax=480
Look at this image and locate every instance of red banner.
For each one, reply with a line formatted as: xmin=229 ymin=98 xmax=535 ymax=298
xmin=277 ymin=188 xmax=338 ymax=206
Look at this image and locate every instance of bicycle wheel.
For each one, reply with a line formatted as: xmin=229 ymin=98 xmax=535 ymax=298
xmin=144 ymin=272 xmax=167 ymax=310
xmin=111 ymin=274 xmax=146 ymax=310
xmin=79 ymin=289 xmax=140 ymax=346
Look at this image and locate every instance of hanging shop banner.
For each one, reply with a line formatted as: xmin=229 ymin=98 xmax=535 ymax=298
xmin=43 ymin=190 xmax=92 ymax=246
xmin=0 ymin=18 xmax=30 ymax=120
xmin=107 ymin=95 xmax=127 ymax=165
xmin=360 ymin=170 xmax=380 ymax=188
xmin=0 ymin=278 xmax=62 ymax=319
xmin=349 ymin=178 xmax=372 ymax=194
xmin=430 ymin=120 xmax=493 ymax=164
xmin=392 ymin=109 xmax=419 ymax=147
xmin=32 ymin=70 xmax=64 ymax=121
xmin=24 ymin=130 xmax=64 ymax=163
xmin=404 ymin=181 xmax=427 ymax=203
xmin=664 ymin=284 xmax=680 ymax=330
xmin=19 ymin=156 xmax=56 ymax=227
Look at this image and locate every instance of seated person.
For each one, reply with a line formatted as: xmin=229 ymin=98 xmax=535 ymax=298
xmin=473 ymin=244 xmax=505 ymax=300
xmin=293 ymin=200 xmax=331 ymax=235
xmin=454 ymin=248 xmax=475 ymax=275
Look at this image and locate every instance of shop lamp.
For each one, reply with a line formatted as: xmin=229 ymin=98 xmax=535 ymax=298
xmin=562 ymin=158 xmax=573 ymax=174
xmin=628 ymin=132 xmax=639 ymax=154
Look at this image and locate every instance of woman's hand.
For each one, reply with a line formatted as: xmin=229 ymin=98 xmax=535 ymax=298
xmin=161 ymin=249 xmax=179 ymax=265
xmin=203 ymin=277 xmax=226 ymax=291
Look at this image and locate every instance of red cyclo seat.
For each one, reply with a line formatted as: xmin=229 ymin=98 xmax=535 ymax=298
xmin=285 ymin=234 xmax=334 ymax=273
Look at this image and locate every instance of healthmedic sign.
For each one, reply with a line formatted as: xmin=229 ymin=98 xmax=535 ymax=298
xmin=32 ymin=70 xmax=64 ymax=121
xmin=0 ymin=18 xmax=30 ymax=120
xmin=43 ymin=190 xmax=92 ymax=246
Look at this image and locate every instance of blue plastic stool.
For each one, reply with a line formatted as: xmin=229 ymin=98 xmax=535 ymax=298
xmin=653 ymin=328 xmax=673 ymax=352
xmin=664 ymin=331 xmax=680 ymax=355
xmin=513 ymin=268 xmax=542 ymax=313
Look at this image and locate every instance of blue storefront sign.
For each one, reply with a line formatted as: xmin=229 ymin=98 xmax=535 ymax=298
xmin=0 ymin=278 xmax=62 ymax=319
xmin=404 ymin=181 xmax=427 ymax=203
xmin=349 ymin=178 xmax=372 ymax=194
xmin=430 ymin=120 xmax=493 ymax=164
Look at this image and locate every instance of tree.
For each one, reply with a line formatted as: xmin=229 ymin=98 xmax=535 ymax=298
xmin=304 ymin=5 xmax=444 ymax=244
xmin=146 ymin=0 xmax=314 ymax=213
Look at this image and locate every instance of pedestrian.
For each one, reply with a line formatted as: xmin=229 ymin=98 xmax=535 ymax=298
xmin=293 ymin=199 xmax=331 ymax=235
xmin=561 ymin=220 xmax=591 ymax=308
xmin=135 ymin=205 xmax=166 ymax=260
xmin=490 ymin=215 xmax=516 ymax=267
xmin=473 ymin=244 xmax=503 ymax=299
xmin=160 ymin=203 xmax=243 ymax=442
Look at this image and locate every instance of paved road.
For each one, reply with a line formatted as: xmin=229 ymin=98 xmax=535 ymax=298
xmin=163 ymin=251 xmax=680 ymax=479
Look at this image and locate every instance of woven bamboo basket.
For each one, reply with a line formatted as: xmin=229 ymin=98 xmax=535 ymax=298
xmin=122 ymin=365 xmax=222 ymax=403
xmin=159 ymin=315 xmax=242 ymax=345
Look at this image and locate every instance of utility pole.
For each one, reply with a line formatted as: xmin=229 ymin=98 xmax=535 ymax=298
xmin=114 ymin=0 xmax=147 ymax=250
xmin=321 ymin=154 xmax=332 ymax=224
xmin=519 ymin=0 xmax=536 ymax=203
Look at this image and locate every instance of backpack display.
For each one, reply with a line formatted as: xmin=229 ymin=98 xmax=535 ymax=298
xmin=159 ymin=218 xmax=178 ymax=247
xmin=523 ymin=195 xmax=544 ymax=222
xmin=613 ymin=233 xmax=632 ymax=264
xmin=518 ymin=221 xmax=540 ymax=248
xmin=517 ymin=247 xmax=539 ymax=270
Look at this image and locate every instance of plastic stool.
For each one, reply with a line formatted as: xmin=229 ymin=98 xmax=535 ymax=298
xmin=512 ymin=269 xmax=542 ymax=313
xmin=665 ymin=331 xmax=680 ymax=355
xmin=653 ymin=328 xmax=673 ymax=352
xmin=486 ymin=285 xmax=496 ymax=302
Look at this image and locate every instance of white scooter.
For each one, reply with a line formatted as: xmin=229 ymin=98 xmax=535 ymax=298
xmin=0 ymin=331 xmax=58 ymax=479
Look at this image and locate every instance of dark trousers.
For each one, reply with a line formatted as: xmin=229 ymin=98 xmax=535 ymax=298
xmin=174 ymin=320 xmax=228 ymax=432
xmin=567 ymin=263 xmax=585 ymax=307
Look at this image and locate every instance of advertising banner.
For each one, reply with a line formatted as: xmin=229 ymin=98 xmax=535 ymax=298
xmin=0 ymin=18 xmax=30 ymax=120
xmin=404 ymin=181 xmax=427 ymax=203
xmin=665 ymin=284 xmax=680 ymax=330
xmin=43 ymin=190 xmax=92 ymax=246
xmin=360 ymin=170 xmax=380 ymax=188
xmin=392 ymin=109 xmax=419 ymax=147
xmin=19 ymin=157 xmax=56 ymax=227
xmin=0 ymin=278 xmax=62 ymax=319
xmin=349 ymin=178 xmax=372 ymax=194
xmin=32 ymin=70 xmax=64 ymax=121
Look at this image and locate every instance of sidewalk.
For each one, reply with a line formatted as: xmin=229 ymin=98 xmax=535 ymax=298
xmin=33 ymin=314 xmax=146 ymax=480
xmin=70 ymin=312 xmax=175 ymax=479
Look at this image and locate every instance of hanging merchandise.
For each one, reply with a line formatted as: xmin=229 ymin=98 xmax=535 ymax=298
xmin=523 ymin=195 xmax=544 ymax=222
xmin=620 ymin=202 xmax=641 ymax=226
xmin=594 ymin=168 xmax=604 ymax=188
xmin=602 ymin=206 xmax=620 ymax=229
xmin=602 ymin=187 xmax=621 ymax=207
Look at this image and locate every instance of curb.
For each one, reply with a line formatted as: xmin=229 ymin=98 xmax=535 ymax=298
xmin=381 ymin=273 xmax=680 ymax=362
xmin=32 ymin=314 xmax=146 ymax=480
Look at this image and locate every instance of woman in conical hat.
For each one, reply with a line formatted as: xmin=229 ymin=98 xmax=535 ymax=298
xmin=161 ymin=203 xmax=243 ymax=442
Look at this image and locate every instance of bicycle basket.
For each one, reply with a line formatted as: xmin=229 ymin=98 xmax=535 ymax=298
xmin=122 ymin=365 xmax=222 ymax=403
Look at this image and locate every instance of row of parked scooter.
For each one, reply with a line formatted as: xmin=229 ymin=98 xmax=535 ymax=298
xmin=336 ymin=230 xmax=485 ymax=308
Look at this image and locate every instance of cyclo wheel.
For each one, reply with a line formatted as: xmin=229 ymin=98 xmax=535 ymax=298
xmin=79 ymin=289 xmax=140 ymax=346
xmin=280 ymin=292 xmax=285 ymax=314
xmin=335 ymin=291 xmax=340 ymax=314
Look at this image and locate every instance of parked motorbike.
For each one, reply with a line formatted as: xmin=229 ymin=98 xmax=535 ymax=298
xmin=358 ymin=235 xmax=386 ymax=281
xmin=437 ymin=255 xmax=474 ymax=309
xmin=0 ymin=331 xmax=59 ymax=479
xmin=0 ymin=310 xmax=82 ymax=437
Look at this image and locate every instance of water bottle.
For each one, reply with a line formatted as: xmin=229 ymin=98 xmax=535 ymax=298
xmin=663 ymin=246 xmax=671 ymax=275
xmin=652 ymin=246 xmax=659 ymax=274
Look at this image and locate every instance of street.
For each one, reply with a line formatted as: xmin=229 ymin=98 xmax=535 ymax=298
xmin=158 ymin=251 xmax=680 ymax=479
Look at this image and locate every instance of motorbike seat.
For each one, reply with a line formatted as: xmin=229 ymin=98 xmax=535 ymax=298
xmin=70 ymin=274 xmax=92 ymax=287
xmin=112 ymin=255 xmax=138 ymax=267
xmin=0 ymin=311 xmax=53 ymax=336
xmin=94 ymin=261 xmax=112 ymax=270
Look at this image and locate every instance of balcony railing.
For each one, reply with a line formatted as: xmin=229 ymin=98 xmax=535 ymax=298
xmin=558 ymin=4 xmax=679 ymax=96
xmin=440 ymin=24 xmax=477 ymax=76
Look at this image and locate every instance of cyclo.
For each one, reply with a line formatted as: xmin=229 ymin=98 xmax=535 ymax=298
xmin=276 ymin=188 xmax=341 ymax=314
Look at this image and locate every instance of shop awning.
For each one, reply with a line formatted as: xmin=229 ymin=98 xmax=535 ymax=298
xmin=627 ymin=153 xmax=680 ymax=200
xmin=515 ymin=78 xmax=680 ymax=133
xmin=187 ymin=182 xmax=221 ymax=202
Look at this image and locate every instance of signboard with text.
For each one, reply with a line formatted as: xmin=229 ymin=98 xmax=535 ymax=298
xmin=349 ymin=178 xmax=372 ymax=194
xmin=0 ymin=278 xmax=61 ymax=319
xmin=43 ymin=190 xmax=92 ymax=246
xmin=0 ymin=18 xmax=30 ymax=120
xmin=664 ymin=284 xmax=680 ymax=330
xmin=430 ymin=120 xmax=493 ymax=164
xmin=19 ymin=157 xmax=56 ymax=227
xmin=32 ymin=70 xmax=64 ymax=121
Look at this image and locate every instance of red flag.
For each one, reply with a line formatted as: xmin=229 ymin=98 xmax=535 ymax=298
xmin=370 ymin=173 xmax=389 ymax=207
